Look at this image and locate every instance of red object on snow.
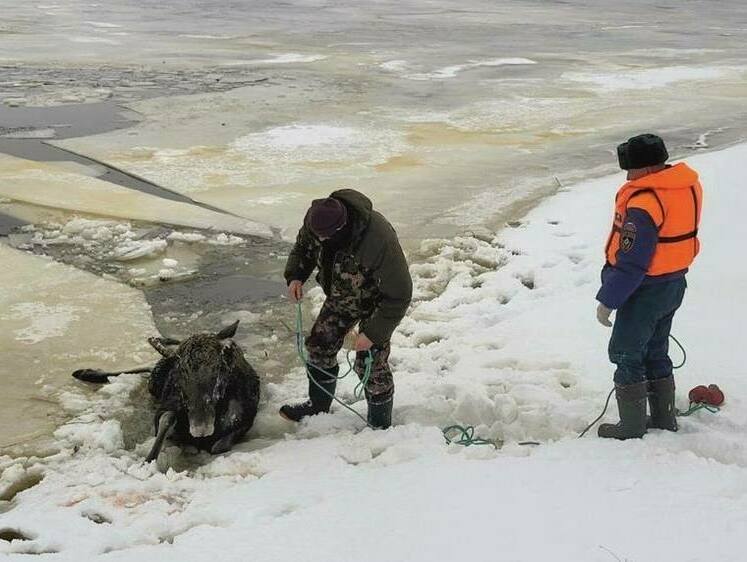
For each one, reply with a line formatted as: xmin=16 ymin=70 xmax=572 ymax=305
xmin=688 ymin=384 xmax=724 ymax=406
xmin=706 ymin=384 xmax=725 ymax=406
xmin=688 ymin=385 xmax=708 ymax=403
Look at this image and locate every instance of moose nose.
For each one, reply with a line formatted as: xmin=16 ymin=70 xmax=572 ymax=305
xmin=189 ymin=420 xmax=215 ymax=438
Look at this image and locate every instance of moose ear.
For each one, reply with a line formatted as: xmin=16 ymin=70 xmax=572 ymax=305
xmin=148 ymin=336 xmax=177 ymax=357
xmin=159 ymin=337 xmax=181 ymax=346
xmin=216 ymin=320 xmax=240 ymax=340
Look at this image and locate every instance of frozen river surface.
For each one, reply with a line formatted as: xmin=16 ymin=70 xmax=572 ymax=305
xmin=1 ymin=0 xmax=746 ymax=454
xmin=3 ymin=0 xmax=747 ymax=236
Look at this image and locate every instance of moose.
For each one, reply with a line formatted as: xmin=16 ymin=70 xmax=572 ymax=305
xmin=73 ymin=321 xmax=260 ymax=462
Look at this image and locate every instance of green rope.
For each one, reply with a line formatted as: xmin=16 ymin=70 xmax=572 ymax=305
xmin=442 ymin=425 xmax=498 ymax=448
xmin=669 ymin=333 xmax=687 ymax=370
xmin=295 ymin=303 xmax=374 ymax=427
xmin=677 ymin=402 xmax=720 ymax=417
xmin=578 ymin=333 xmax=703 ymax=438
xmin=578 ymin=387 xmax=616 ymax=438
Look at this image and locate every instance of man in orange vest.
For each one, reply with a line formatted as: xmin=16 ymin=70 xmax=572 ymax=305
xmin=596 ymin=133 xmax=702 ymax=440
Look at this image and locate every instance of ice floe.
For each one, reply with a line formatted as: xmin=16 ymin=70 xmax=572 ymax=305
xmin=0 ymin=243 xmax=157 ymax=450
xmin=0 ymin=154 xmax=271 ymax=237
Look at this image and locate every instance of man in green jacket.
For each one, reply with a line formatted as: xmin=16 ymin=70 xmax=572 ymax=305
xmin=280 ymin=189 xmax=412 ymax=429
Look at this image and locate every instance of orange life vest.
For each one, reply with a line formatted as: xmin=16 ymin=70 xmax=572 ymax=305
xmin=605 ymin=163 xmax=702 ymax=276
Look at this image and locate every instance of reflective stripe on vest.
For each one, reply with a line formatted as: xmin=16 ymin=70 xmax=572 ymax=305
xmin=605 ymin=164 xmax=702 ymax=276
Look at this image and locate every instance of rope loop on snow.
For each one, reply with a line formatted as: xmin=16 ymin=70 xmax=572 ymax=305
xmin=442 ymin=425 xmax=497 ymax=448
xmin=578 ymin=334 xmax=720 ymax=437
xmin=578 ymin=387 xmax=616 ymax=438
xmin=669 ymin=333 xmax=687 ymax=370
xmin=677 ymin=402 xmax=720 ymax=417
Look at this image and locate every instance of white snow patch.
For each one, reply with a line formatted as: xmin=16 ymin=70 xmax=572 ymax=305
xmin=60 ymin=217 xmax=120 ymax=237
xmin=84 ymin=21 xmax=122 ymax=28
xmin=231 ymin=124 xmax=405 ymax=164
xmin=684 ymin=128 xmax=725 ymax=150
xmin=234 ymin=124 xmax=360 ymax=151
xmin=207 ymin=233 xmax=243 ymax=246
xmin=405 ymin=58 xmax=537 ymax=80
xmin=226 ymin=53 xmax=327 ymax=66
xmin=68 ymin=36 xmax=121 ymax=45
xmin=250 ymin=193 xmax=303 ymax=206
xmin=563 ymin=65 xmax=742 ymax=92
xmin=4 ymin=302 xmax=81 ymax=344
xmin=379 ymin=59 xmax=409 ymax=72
xmin=600 ymin=24 xmax=654 ymax=31
xmin=178 ymin=34 xmax=239 ymax=40
xmin=113 ymin=239 xmax=168 ymax=261
xmin=157 ymin=268 xmax=176 ymax=280
xmin=54 ymin=419 xmax=124 ymax=454
xmin=167 ymin=231 xmax=207 ymax=243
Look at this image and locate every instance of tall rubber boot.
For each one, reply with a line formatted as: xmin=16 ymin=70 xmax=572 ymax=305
xmin=279 ymin=365 xmax=338 ymax=422
xmin=366 ymin=394 xmax=393 ymax=430
xmin=647 ymin=375 xmax=678 ymax=431
xmin=598 ymin=381 xmax=647 ymax=440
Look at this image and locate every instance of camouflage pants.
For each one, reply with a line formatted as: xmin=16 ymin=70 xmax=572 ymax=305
xmin=305 ymin=299 xmax=394 ymax=403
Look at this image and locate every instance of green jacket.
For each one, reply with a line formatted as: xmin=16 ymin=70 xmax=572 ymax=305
xmin=284 ymin=189 xmax=412 ymax=345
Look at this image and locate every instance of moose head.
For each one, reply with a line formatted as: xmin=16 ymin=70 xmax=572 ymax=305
xmin=148 ymin=320 xmax=241 ymax=439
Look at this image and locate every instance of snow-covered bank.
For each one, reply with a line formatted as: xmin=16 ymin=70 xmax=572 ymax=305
xmin=2 ymin=143 xmax=746 ymax=561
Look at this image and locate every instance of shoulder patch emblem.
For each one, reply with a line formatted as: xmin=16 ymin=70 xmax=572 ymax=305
xmin=620 ymin=221 xmax=637 ymax=253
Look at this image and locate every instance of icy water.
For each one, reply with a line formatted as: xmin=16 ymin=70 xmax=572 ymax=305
xmin=1 ymin=0 xmax=747 ymax=456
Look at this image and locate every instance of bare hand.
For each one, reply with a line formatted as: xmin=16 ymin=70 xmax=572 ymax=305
xmin=354 ymin=332 xmax=374 ymax=352
xmin=288 ymin=280 xmax=304 ymax=303
xmin=596 ymin=303 xmax=613 ymax=327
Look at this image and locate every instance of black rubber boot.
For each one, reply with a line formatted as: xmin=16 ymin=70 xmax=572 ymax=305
xmin=598 ymin=382 xmax=648 ymax=440
xmin=647 ymin=375 xmax=678 ymax=431
xmin=366 ymin=395 xmax=393 ymax=430
xmin=279 ymin=365 xmax=338 ymax=422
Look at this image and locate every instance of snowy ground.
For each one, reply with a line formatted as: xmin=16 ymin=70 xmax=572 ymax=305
xmin=2 ymin=143 xmax=745 ymax=560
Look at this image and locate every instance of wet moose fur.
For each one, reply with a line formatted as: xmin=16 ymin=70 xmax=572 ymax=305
xmin=146 ymin=321 xmax=260 ymax=459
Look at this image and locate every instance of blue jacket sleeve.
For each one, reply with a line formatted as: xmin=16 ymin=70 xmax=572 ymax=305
xmin=596 ymin=208 xmax=658 ymax=309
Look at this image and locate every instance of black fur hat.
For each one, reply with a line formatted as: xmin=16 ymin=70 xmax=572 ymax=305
xmin=617 ymin=134 xmax=669 ymax=170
